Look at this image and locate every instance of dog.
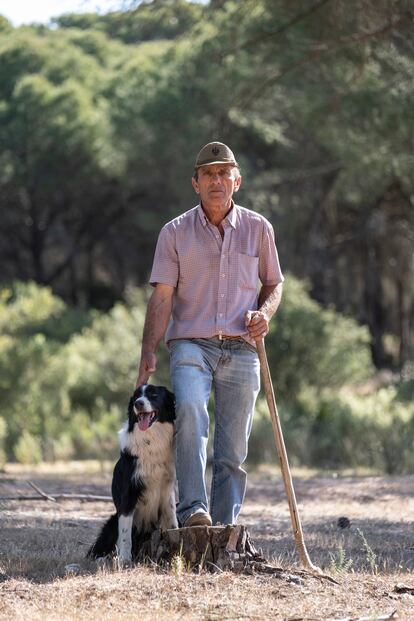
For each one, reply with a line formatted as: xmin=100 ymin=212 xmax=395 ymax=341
xmin=87 ymin=384 xmax=178 ymax=563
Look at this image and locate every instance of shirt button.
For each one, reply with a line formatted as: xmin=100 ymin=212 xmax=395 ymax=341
xmin=221 ymin=273 xmax=226 ymax=278
xmin=221 ymin=294 xmax=225 ymax=298
xmin=219 ymin=313 xmax=223 ymax=317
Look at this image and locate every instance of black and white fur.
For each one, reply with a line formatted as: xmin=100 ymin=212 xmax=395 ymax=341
xmin=87 ymin=385 xmax=177 ymax=563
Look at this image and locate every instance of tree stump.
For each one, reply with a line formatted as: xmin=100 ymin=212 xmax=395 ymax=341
xmin=139 ymin=524 xmax=266 ymax=572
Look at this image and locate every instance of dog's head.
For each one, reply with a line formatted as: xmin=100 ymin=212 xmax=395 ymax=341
xmin=127 ymin=385 xmax=175 ymax=432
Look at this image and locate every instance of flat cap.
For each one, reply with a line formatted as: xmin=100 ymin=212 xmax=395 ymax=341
xmin=195 ymin=141 xmax=238 ymax=169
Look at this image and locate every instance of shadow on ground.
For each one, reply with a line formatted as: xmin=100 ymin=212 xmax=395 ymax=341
xmin=1 ymin=470 xmax=414 ymax=583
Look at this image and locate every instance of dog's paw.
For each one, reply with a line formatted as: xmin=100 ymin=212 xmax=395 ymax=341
xmin=118 ymin=557 xmax=132 ymax=569
xmin=114 ymin=547 xmax=132 ymax=568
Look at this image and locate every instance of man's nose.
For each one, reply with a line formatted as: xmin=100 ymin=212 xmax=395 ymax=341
xmin=210 ymin=173 xmax=221 ymax=182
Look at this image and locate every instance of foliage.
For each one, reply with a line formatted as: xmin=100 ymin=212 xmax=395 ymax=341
xmin=0 ymin=0 xmax=413 ymax=463
xmin=328 ymin=545 xmax=354 ymax=575
xmin=248 ymin=384 xmax=414 ymax=474
xmin=0 ymin=282 xmax=148 ymax=462
xmin=0 ymin=417 xmax=6 ymax=468
xmin=14 ymin=431 xmax=42 ymax=465
xmin=266 ymin=276 xmax=373 ymax=399
xmin=0 ymin=280 xmax=412 ymax=471
xmin=0 ymin=0 xmax=412 ymax=366
xmin=54 ymin=1 xmax=203 ymax=44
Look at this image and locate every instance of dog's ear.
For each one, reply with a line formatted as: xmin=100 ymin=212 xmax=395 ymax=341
xmin=128 ymin=392 xmax=137 ymax=417
xmin=164 ymin=388 xmax=176 ymax=420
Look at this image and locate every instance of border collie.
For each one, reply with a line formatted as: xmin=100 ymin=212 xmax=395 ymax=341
xmin=87 ymin=385 xmax=177 ymax=563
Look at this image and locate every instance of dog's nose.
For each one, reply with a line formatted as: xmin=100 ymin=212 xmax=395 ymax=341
xmin=135 ymin=398 xmax=145 ymax=407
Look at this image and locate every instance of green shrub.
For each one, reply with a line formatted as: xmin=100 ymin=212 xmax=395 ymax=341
xmin=248 ymin=385 xmax=414 ymax=473
xmin=64 ymin=288 xmax=148 ymax=412
xmin=0 ymin=281 xmax=91 ymax=342
xmin=2 ymin=280 xmax=410 ymax=472
xmin=69 ymin=405 xmax=123 ymax=460
xmin=14 ymin=431 xmax=42 ymax=465
xmin=0 ymin=282 xmax=149 ymax=461
xmin=0 ymin=417 xmax=6 ymax=469
xmin=265 ymin=276 xmax=374 ymax=400
xmin=50 ymin=433 xmax=75 ymax=461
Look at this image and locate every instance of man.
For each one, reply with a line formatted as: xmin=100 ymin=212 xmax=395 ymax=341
xmin=136 ymin=141 xmax=284 ymax=527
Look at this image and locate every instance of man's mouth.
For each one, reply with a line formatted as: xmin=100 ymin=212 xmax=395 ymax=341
xmin=134 ymin=409 xmax=158 ymax=431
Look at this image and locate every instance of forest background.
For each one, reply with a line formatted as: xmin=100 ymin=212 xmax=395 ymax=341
xmin=0 ymin=0 xmax=413 ymax=472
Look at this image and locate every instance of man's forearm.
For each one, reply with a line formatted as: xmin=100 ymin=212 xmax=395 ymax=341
xmin=141 ymin=288 xmax=173 ymax=354
xmin=258 ymin=282 xmax=283 ymax=320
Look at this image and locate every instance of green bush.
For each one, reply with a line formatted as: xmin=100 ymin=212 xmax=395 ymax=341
xmin=69 ymin=405 xmax=123 ymax=461
xmin=0 ymin=282 xmax=91 ymax=342
xmin=265 ymin=276 xmax=374 ymax=399
xmin=14 ymin=431 xmax=42 ymax=465
xmin=64 ymin=287 xmax=148 ymax=412
xmin=0 ymin=283 xmax=149 ymax=462
xmin=2 ymin=280 xmax=411 ymax=473
xmin=0 ymin=417 xmax=6 ymax=469
xmin=248 ymin=385 xmax=414 ymax=473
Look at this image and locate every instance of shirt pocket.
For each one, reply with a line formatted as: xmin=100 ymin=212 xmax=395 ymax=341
xmin=237 ymin=253 xmax=259 ymax=290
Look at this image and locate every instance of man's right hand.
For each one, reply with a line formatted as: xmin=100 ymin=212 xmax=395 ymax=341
xmin=136 ymin=352 xmax=157 ymax=388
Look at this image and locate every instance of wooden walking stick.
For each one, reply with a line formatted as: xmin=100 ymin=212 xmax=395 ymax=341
xmin=256 ymin=338 xmax=323 ymax=575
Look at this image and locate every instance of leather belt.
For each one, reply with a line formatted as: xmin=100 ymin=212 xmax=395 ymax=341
xmin=216 ymin=334 xmax=243 ymax=341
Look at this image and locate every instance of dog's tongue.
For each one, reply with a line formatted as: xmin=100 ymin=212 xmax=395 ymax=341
xmin=138 ymin=413 xmax=152 ymax=431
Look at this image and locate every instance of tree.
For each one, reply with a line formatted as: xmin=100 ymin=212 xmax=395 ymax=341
xmin=0 ymin=29 xmax=128 ymax=305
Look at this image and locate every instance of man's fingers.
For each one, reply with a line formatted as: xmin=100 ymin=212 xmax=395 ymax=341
xmin=247 ymin=318 xmax=266 ymax=331
xmin=245 ymin=311 xmax=261 ymax=326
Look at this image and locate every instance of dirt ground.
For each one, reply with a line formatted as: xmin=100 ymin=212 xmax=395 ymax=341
xmin=1 ymin=462 xmax=414 ymax=620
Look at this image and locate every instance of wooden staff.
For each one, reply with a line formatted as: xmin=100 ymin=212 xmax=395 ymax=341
xmin=256 ymin=338 xmax=323 ymax=575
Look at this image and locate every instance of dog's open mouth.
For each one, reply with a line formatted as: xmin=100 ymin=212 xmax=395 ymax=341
xmin=135 ymin=410 xmax=158 ymax=431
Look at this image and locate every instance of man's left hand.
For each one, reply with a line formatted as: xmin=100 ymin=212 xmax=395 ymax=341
xmin=245 ymin=310 xmax=270 ymax=341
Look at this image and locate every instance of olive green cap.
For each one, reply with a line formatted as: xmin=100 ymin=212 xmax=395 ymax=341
xmin=195 ymin=141 xmax=238 ymax=169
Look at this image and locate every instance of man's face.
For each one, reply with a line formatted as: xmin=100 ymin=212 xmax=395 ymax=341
xmin=192 ymin=164 xmax=241 ymax=208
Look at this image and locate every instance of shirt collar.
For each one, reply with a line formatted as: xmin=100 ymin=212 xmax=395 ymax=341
xmin=226 ymin=202 xmax=237 ymax=229
xmin=196 ymin=201 xmax=238 ymax=229
xmin=197 ymin=203 xmax=208 ymax=227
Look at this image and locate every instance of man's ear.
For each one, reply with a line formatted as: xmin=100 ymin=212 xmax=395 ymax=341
xmin=233 ymin=174 xmax=242 ymax=193
xmin=191 ymin=176 xmax=200 ymax=194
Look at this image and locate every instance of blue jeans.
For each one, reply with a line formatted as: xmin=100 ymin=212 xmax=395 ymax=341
xmin=169 ymin=337 xmax=260 ymax=526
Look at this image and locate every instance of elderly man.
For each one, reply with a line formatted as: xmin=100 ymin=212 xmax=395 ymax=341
xmin=136 ymin=141 xmax=284 ymax=527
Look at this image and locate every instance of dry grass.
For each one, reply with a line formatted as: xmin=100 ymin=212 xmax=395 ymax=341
xmin=1 ymin=463 xmax=414 ymax=620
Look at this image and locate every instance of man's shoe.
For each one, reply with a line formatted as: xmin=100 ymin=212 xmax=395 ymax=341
xmin=184 ymin=510 xmax=212 ymax=527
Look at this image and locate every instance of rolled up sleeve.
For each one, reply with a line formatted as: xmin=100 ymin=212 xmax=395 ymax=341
xmin=259 ymin=222 xmax=284 ymax=286
xmin=149 ymin=225 xmax=179 ymax=287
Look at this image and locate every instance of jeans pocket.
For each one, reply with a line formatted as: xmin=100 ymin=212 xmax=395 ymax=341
xmin=242 ymin=340 xmax=258 ymax=354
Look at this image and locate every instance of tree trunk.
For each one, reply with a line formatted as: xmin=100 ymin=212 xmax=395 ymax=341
xmin=140 ymin=524 xmax=264 ymax=571
xmin=364 ymin=245 xmax=387 ymax=367
xmin=397 ymin=278 xmax=411 ymax=369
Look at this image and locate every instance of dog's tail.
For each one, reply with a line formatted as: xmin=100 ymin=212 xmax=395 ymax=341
xmin=87 ymin=513 xmax=118 ymax=559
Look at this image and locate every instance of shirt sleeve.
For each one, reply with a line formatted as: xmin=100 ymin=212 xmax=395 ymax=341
xmin=259 ymin=220 xmax=284 ymax=286
xmin=149 ymin=224 xmax=179 ymax=287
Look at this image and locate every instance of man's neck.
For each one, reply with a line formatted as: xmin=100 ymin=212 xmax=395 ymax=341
xmin=201 ymin=199 xmax=233 ymax=227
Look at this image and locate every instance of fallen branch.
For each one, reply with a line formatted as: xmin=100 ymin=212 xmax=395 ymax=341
xmin=28 ymin=481 xmax=57 ymax=502
xmin=331 ymin=609 xmax=398 ymax=621
xmin=394 ymin=584 xmax=414 ymax=595
xmin=0 ymin=493 xmax=111 ymax=502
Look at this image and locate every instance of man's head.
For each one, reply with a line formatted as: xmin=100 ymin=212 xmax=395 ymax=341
xmin=194 ymin=141 xmax=238 ymax=169
xmin=192 ymin=141 xmax=241 ymax=206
